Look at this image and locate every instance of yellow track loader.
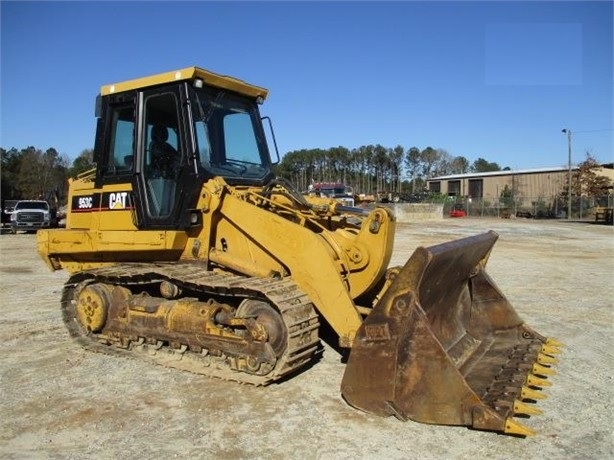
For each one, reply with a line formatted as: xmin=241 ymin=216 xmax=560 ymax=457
xmin=37 ymin=66 xmax=561 ymax=436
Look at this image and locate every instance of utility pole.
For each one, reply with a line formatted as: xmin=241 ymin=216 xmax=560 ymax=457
xmin=561 ymin=129 xmax=572 ymax=219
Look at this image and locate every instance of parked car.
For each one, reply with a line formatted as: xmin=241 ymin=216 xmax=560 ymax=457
xmin=449 ymin=203 xmax=466 ymax=218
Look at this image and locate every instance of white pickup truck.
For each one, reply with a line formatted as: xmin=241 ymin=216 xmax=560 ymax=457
xmin=10 ymin=200 xmax=53 ymax=234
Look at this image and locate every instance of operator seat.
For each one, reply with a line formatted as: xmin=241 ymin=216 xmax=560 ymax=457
xmin=147 ymin=124 xmax=178 ymax=216
xmin=149 ymin=124 xmax=178 ymax=177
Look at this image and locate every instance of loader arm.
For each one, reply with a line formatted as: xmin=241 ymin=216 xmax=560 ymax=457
xmin=192 ymin=178 xmax=396 ymax=347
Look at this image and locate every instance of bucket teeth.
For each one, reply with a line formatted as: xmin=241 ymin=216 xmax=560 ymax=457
xmin=484 ymin=335 xmax=560 ymax=435
xmin=496 ymin=369 xmax=551 ymax=388
xmin=526 ymin=374 xmax=552 ymax=387
xmin=520 ymin=385 xmax=547 ymax=401
xmin=504 ymin=417 xmax=536 ymax=437
xmin=546 ymin=337 xmax=564 ymax=348
xmin=541 ymin=344 xmax=561 ymax=355
xmin=532 ymin=362 xmax=556 ymax=376
xmin=537 ymin=352 xmax=558 ymax=365
xmin=513 ymin=399 xmax=543 ymax=416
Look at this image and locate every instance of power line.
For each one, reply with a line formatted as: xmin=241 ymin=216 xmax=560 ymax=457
xmin=572 ymin=129 xmax=614 ymax=134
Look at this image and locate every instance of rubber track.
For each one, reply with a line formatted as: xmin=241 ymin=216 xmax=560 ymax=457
xmin=61 ymin=263 xmax=321 ymax=386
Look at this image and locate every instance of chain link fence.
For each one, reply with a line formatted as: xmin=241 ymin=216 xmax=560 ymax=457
xmin=425 ymin=194 xmax=614 ymax=222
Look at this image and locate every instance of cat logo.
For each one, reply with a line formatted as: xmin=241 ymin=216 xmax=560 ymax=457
xmin=109 ymin=192 xmax=128 ymax=209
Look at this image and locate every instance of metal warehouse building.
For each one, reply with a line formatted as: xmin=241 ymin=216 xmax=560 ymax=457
xmin=426 ymin=164 xmax=614 ymax=207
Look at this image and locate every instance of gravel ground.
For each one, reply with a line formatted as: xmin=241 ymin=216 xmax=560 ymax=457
xmin=0 ymin=218 xmax=612 ymax=460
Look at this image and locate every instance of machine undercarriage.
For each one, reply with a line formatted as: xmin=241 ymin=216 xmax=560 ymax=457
xmin=62 ymin=263 xmax=320 ymax=385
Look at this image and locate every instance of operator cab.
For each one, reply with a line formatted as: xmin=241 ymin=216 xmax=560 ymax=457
xmin=93 ymin=67 xmax=274 ymax=229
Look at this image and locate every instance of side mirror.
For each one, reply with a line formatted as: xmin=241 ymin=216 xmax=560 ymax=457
xmin=261 ymin=116 xmax=280 ymax=165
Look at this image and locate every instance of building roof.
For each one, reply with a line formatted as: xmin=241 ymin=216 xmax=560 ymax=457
xmin=429 ymin=162 xmax=613 ymax=181
xmin=428 ymin=166 xmax=575 ymax=181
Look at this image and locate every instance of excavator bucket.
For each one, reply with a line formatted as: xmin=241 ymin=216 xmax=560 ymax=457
xmin=341 ymin=231 xmax=561 ymax=436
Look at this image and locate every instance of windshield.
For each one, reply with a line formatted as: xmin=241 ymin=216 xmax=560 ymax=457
xmin=16 ymin=201 xmax=49 ymax=210
xmin=322 ymin=187 xmax=348 ymax=196
xmin=191 ymin=87 xmax=272 ymax=182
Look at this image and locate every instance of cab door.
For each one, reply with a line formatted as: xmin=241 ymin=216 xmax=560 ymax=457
xmin=131 ymin=84 xmax=201 ymax=229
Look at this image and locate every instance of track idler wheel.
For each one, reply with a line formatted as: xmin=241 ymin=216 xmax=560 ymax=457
xmin=75 ymin=283 xmax=114 ymax=333
xmin=236 ymin=300 xmax=288 ymax=358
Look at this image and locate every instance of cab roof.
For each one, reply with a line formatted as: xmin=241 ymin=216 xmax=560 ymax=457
xmin=100 ymin=66 xmax=269 ymax=100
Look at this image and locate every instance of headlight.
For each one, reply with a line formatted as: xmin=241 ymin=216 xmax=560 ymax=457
xmin=10 ymin=214 xmax=16 ymax=221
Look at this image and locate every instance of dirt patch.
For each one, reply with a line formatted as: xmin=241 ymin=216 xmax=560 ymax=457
xmin=1 ymin=219 xmax=612 ymax=459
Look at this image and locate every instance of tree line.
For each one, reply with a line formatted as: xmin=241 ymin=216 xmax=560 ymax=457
xmin=1 ymin=147 xmax=94 ymax=206
xmin=273 ymin=144 xmax=506 ymax=195
xmin=2 ymin=143 xmax=503 ymax=205
xmin=3 ymin=144 xmax=609 ymax=209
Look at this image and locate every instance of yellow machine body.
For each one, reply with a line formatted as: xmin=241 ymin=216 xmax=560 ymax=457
xmin=37 ymin=66 xmax=560 ymax=436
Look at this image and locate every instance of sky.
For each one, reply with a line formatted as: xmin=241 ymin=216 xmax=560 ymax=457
xmin=1 ymin=0 xmax=613 ymax=171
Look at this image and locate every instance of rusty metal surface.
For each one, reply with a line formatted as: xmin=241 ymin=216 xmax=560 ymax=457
xmin=341 ymin=231 xmax=560 ymax=436
xmin=62 ymin=263 xmax=321 ymax=385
